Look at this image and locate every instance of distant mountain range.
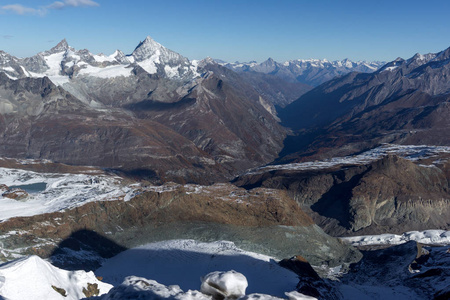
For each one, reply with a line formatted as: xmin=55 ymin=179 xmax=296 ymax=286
xmin=215 ymin=57 xmax=385 ymax=107
xmin=219 ymin=57 xmax=385 ymax=86
xmin=278 ymin=46 xmax=450 ymax=162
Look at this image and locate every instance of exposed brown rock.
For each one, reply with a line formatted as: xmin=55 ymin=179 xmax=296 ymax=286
xmin=83 ymin=283 xmax=100 ymax=297
xmin=0 ymin=184 xmax=312 ymax=257
xmin=2 ymin=188 xmax=28 ymax=200
xmin=51 ymin=285 xmax=67 ymax=297
xmin=0 ymin=183 xmax=362 ymax=269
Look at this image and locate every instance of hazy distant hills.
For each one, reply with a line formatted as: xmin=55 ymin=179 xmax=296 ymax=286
xmin=217 ymin=57 xmax=385 ymax=107
xmin=221 ymin=58 xmax=385 ymax=86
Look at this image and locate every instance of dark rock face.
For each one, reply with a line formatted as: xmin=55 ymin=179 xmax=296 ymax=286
xmin=339 ymin=242 xmax=450 ymax=299
xmin=279 ymin=256 xmax=341 ymax=299
xmin=234 ymin=155 xmax=450 ymax=236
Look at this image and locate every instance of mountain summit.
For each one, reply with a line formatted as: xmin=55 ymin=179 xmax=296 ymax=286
xmin=48 ymin=38 xmax=70 ymax=54
xmin=129 ymin=36 xmax=194 ymax=78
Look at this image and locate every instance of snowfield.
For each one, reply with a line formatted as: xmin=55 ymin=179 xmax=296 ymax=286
xmin=0 ymin=166 xmax=137 ymax=221
xmin=340 ymin=230 xmax=450 ymax=246
xmin=244 ymin=144 xmax=450 ymax=175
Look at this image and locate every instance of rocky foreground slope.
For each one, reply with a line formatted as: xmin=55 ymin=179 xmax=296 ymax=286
xmin=0 ymin=170 xmax=361 ymax=270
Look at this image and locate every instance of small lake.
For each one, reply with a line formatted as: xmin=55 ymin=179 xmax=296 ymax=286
xmin=9 ymin=182 xmax=47 ymax=193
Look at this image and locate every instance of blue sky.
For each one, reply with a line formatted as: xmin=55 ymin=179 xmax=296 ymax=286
xmin=1 ymin=0 xmax=449 ymax=62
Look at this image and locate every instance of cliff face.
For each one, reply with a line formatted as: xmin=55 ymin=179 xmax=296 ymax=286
xmin=234 ymin=155 xmax=450 ymax=236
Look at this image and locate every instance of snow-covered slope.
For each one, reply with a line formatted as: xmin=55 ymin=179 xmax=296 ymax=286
xmin=340 ymin=230 xmax=450 ymax=247
xmin=244 ymin=144 xmax=450 ymax=176
xmin=0 ymin=255 xmax=112 ymax=300
xmin=0 ymin=166 xmax=137 ymax=221
xmin=96 ymin=240 xmax=300 ymax=298
xmin=0 ymin=36 xmax=200 ymax=86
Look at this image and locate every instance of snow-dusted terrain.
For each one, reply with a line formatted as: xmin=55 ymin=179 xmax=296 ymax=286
xmin=0 ymin=36 xmax=199 ymax=86
xmin=0 ymin=166 xmax=137 ymax=221
xmin=0 ymin=255 xmax=112 ymax=300
xmin=340 ymin=230 xmax=450 ymax=247
xmin=244 ymin=144 xmax=450 ymax=175
xmin=96 ymin=240 xmax=300 ymax=298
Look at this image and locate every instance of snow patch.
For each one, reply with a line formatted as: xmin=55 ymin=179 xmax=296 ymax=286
xmin=0 ymin=255 xmax=112 ymax=300
xmin=137 ymin=58 xmax=158 ymax=74
xmin=340 ymin=230 xmax=450 ymax=246
xmin=201 ymin=270 xmax=247 ymax=299
xmin=77 ymin=64 xmax=132 ymax=78
xmin=0 ymin=167 xmax=137 ymax=221
xmin=244 ymin=144 xmax=450 ymax=176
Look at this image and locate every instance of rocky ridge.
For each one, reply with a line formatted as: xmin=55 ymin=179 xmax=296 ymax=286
xmin=234 ymin=155 xmax=450 ymax=236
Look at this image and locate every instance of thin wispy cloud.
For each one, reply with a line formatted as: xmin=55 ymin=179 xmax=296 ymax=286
xmin=48 ymin=0 xmax=99 ymax=10
xmin=1 ymin=4 xmax=45 ymax=16
xmin=1 ymin=0 xmax=99 ymax=16
xmin=2 ymin=35 xmax=14 ymax=39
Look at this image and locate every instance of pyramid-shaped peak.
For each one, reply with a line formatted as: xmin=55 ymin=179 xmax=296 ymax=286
xmin=144 ymin=36 xmax=156 ymax=43
xmin=131 ymin=35 xmax=188 ymax=65
xmin=49 ymin=38 xmax=69 ymax=53
xmin=133 ymin=36 xmax=162 ymax=52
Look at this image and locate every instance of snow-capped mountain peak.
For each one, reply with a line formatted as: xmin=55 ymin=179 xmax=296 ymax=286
xmin=131 ymin=35 xmax=187 ymax=64
xmin=47 ymin=38 xmax=71 ymax=54
xmin=110 ymin=49 xmax=130 ymax=64
xmin=131 ymin=36 xmax=164 ymax=61
xmin=130 ymin=36 xmax=195 ymax=78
